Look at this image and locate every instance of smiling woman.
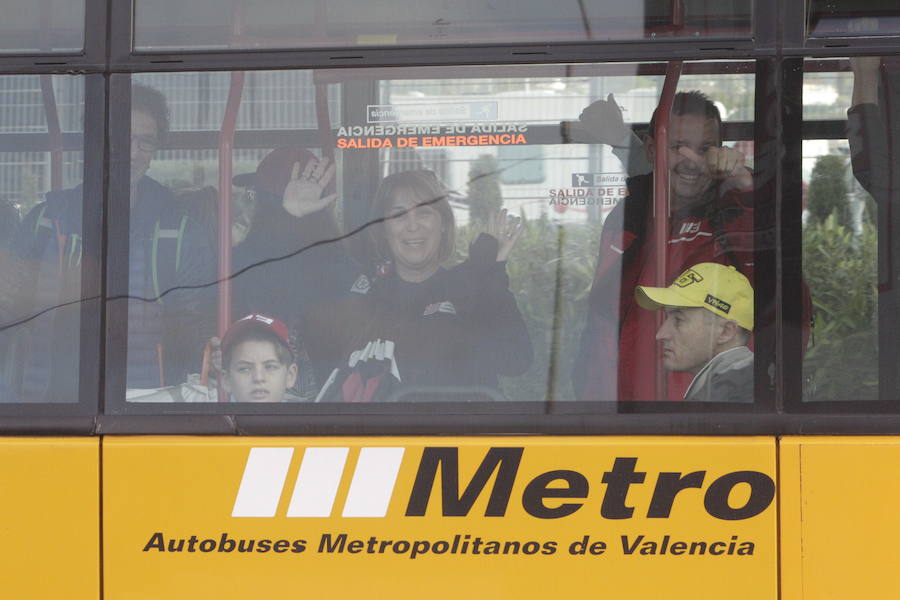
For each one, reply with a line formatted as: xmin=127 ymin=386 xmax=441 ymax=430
xmin=312 ymin=170 xmax=533 ymax=402
xmin=376 ymin=171 xmax=456 ymax=283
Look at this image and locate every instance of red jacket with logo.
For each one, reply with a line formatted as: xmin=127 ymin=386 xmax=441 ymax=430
xmin=575 ymin=174 xmax=756 ymax=401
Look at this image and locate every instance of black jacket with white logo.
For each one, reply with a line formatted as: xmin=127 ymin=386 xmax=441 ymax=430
xmin=315 ymin=234 xmax=533 ymax=402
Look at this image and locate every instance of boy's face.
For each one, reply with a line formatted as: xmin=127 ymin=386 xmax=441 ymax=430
xmin=224 ymin=340 xmax=297 ymax=403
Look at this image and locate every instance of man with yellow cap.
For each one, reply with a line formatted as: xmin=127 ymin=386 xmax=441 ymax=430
xmin=635 ymin=262 xmax=753 ymax=403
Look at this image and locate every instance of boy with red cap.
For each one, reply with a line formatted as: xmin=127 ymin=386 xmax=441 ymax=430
xmin=221 ymin=313 xmax=299 ymax=403
xmin=231 ymin=147 xmax=361 ymax=399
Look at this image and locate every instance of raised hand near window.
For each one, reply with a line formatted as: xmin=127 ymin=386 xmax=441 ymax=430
xmin=484 ymin=208 xmax=524 ymax=262
xmin=282 ymin=157 xmax=338 ymax=218
xmin=578 ymin=93 xmax=631 ymax=146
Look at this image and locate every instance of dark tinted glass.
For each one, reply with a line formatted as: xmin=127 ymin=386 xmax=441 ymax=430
xmin=133 ymin=0 xmax=752 ymax=51
xmin=808 ymin=1 xmax=900 ymax=38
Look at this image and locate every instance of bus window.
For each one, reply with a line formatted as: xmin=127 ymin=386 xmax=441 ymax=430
xmin=808 ymin=2 xmax=900 ymax=38
xmin=0 ymin=0 xmax=84 ymax=54
xmin=802 ymin=57 xmax=899 ymax=402
xmin=133 ymin=0 xmax=752 ymax=52
xmin=572 ymin=63 xmax=759 ymax=404
xmin=0 ymin=74 xmax=86 ymax=403
xmin=498 ymin=145 xmax=545 ymax=185
xmin=117 ymin=62 xmax=763 ymax=406
xmin=116 ymin=72 xmax=338 ymax=402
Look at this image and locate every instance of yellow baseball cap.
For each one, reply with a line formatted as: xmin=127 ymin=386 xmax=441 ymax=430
xmin=635 ymin=263 xmax=753 ymax=330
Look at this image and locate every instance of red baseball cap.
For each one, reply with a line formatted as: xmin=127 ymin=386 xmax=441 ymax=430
xmin=232 ymin=146 xmax=317 ymax=198
xmin=221 ymin=313 xmax=293 ymax=358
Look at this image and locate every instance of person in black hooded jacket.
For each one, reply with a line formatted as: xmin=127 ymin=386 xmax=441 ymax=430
xmin=228 ymin=147 xmax=359 ymax=400
xmin=314 ymin=170 xmax=533 ymax=402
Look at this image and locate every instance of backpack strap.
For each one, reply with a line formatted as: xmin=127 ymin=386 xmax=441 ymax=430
xmin=52 ymin=218 xmax=83 ymax=272
xmin=31 ymin=205 xmax=58 ymax=267
xmin=32 ymin=203 xmax=84 ymax=273
xmin=150 ymin=213 xmax=188 ymax=303
xmin=66 ymin=234 xmax=82 ymax=269
xmin=33 ymin=205 xmax=53 ymax=239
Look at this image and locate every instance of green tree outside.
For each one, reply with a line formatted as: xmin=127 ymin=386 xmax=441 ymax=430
xmin=466 ymin=154 xmax=502 ymax=226
xmin=807 ymin=154 xmax=852 ymax=228
xmin=802 ymin=215 xmax=878 ymax=400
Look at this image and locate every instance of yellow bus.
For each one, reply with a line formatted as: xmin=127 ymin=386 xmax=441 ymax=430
xmin=0 ymin=0 xmax=898 ymax=598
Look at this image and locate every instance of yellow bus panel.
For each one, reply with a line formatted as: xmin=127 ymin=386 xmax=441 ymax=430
xmin=780 ymin=436 xmax=900 ymax=600
xmin=0 ymin=437 xmax=99 ymax=600
xmin=104 ymin=436 xmax=776 ymax=600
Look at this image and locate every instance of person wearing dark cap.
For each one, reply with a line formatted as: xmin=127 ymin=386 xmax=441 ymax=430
xmin=221 ymin=313 xmax=299 ymax=403
xmin=635 ymin=262 xmax=753 ymax=403
xmin=232 ymin=146 xmax=338 ymax=222
xmin=230 ymin=147 xmax=360 ymax=400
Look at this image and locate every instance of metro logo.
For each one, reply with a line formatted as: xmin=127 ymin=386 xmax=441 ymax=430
xmin=232 ymin=447 xmax=405 ymax=518
xmin=232 ymin=446 xmax=775 ymax=521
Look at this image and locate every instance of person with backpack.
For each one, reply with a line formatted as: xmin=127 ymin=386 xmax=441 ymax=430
xmin=9 ymin=83 xmax=217 ymax=401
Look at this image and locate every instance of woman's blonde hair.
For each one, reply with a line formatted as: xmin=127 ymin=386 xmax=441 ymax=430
xmin=371 ymin=170 xmax=456 ymax=264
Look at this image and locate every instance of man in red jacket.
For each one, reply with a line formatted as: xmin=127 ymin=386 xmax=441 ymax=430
xmin=575 ymin=90 xmax=755 ymax=402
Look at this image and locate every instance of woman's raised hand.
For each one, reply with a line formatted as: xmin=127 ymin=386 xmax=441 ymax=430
xmin=485 ymin=208 xmax=524 ymax=262
xmin=282 ymin=157 xmax=338 ymax=218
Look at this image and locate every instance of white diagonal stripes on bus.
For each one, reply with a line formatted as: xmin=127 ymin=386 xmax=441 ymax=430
xmin=232 ymin=447 xmax=295 ymax=517
xmin=286 ymin=447 xmax=350 ymax=517
xmin=342 ymin=447 xmax=405 ymax=518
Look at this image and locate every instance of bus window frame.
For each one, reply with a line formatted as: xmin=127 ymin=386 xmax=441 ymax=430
xmin=1 ymin=0 xmax=900 ymax=434
xmin=98 ymin=59 xmax=779 ymax=419
xmin=0 ymin=72 xmax=105 ymax=426
xmin=805 ymin=1 xmax=900 ymax=43
xmin=772 ymin=0 xmax=900 ymax=53
xmin=785 ymin=56 xmax=900 ymax=415
xmin=104 ymin=0 xmax=786 ymax=73
xmin=123 ymin=0 xmax=760 ymax=59
xmin=96 ymin=55 xmax=894 ymax=428
xmin=0 ymin=0 xmax=106 ymax=73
